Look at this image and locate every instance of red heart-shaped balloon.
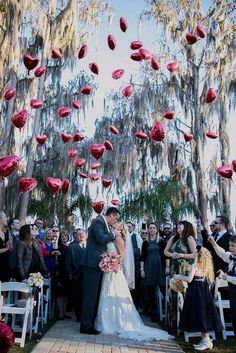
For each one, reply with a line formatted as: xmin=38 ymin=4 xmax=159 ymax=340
xmin=51 ymin=48 xmax=62 ymax=59
xmin=61 ymin=132 xmax=73 ymax=143
xmin=112 ymin=69 xmax=124 ymax=80
xmin=185 ymin=33 xmax=198 ymax=45
xmin=68 ymin=150 xmax=77 ymax=158
xmin=11 ymin=110 xmax=28 ymax=129
xmin=107 ymin=35 xmax=116 ymax=50
xmin=206 ymin=131 xmax=218 ymax=139
xmin=57 ymin=107 xmax=71 ymax=118
xmin=18 ymin=178 xmax=37 ymax=193
xmin=90 ymin=162 xmax=101 ymax=170
xmin=102 ymin=178 xmax=112 ymax=188
xmin=110 ymin=125 xmax=119 ymax=135
xmin=89 ymin=144 xmax=105 ymax=160
xmin=135 ymin=131 xmax=148 ymax=140
xmin=0 ymin=155 xmax=20 ymax=179
xmin=61 ymin=179 xmax=70 ymax=195
xmin=139 ymin=48 xmax=152 ymax=60
xmin=167 ymin=61 xmax=177 ymax=72
xmin=119 ymin=17 xmax=128 ymax=32
xmin=122 ymin=85 xmax=133 ymax=98
xmin=79 ymin=171 xmax=88 ymax=179
xmin=205 ymin=88 xmax=217 ymax=103
xmin=46 ymin=177 xmax=62 ymax=195
xmin=23 ymin=54 xmax=39 ymax=71
xmin=71 ymin=100 xmax=82 ymax=109
xmin=75 ymin=158 xmax=86 ymax=168
xmin=104 ymin=140 xmax=114 ymax=151
xmin=30 ymin=99 xmax=43 ymax=109
xmin=216 ymin=165 xmax=233 ymax=179
xmin=150 ymin=122 xmax=165 ymax=142
xmin=36 ymin=135 xmax=47 ymax=145
xmin=130 ymin=41 xmax=143 ymax=50
xmin=196 ymin=25 xmax=206 ymax=38
xmin=184 ymin=133 xmax=193 ymax=142
xmin=232 ymin=160 xmax=236 ymax=172
xmin=89 ymin=173 xmax=100 ymax=181
xmin=130 ymin=53 xmax=142 ymax=61
xmin=81 ymin=86 xmax=92 ymax=95
xmin=34 ymin=66 xmax=46 ymax=77
xmin=78 ymin=44 xmax=88 ymax=59
xmin=151 ymin=57 xmax=160 ymax=70
xmin=163 ymin=111 xmax=175 ymax=120
xmin=89 ymin=62 xmax=99 ymax=75
xmin=92 ymin=201 xmax=104 ymax=214
xmin=4 ymin=88 xmax=16 ymax=100
xmin=73 ymin=132 xmax=85 ymax=142
xmin=111 ymin=199 xmax=119 ymax=206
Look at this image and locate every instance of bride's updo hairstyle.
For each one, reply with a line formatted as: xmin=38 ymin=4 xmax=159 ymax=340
xmin=120 ymin=223 xmax=128 ymax=242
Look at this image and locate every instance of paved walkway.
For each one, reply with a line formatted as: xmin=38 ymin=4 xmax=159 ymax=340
xmin=31 ymin=317 xmax=183 ymax=353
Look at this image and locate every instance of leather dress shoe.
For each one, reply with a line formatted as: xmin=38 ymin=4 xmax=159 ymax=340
xmin=80 ymin=327 xmax=100 ymax=335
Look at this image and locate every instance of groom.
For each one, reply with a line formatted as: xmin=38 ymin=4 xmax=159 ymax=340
xmin=80 ymin=207 xmax=121 ymax=334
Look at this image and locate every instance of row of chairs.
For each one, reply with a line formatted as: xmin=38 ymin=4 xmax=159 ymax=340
xmin=0 ymin=278 xmax=52 ymax=347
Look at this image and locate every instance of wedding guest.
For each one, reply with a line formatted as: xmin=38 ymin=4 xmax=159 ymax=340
xmin=140 ymin=222 xmax=166 ymax=322
xmin=126 ymin=221 xmax=141 ymax=309
xmin=66 ymin=228 xmax=87 ymax=322
xmin=17 ymin=224 xmax=48 ymax=281
xmin=42 ymin=228 xmax=60 ymax=275
xmin=208 ymin=234 xmax=236 ymax=337
xmin=56 ymin=230 xmax=71 ymax=320
xmin=164 ymin=220 xmax=196 ymax=275
xmin=175 ymin=247 xmax=222 ymax=351
xmin=0 ymin=212 xmax=12 ymax=283
xmin=8 ymin=218 xmax=21 ymax=280
xmin=164 ymin=220 xmax=196 ymax=330
xmin=34 ymin=217 xmax=45 ymax=241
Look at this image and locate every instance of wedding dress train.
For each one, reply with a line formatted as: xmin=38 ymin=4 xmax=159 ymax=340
xmin=95 ymin=242 xmax=173 ymax=341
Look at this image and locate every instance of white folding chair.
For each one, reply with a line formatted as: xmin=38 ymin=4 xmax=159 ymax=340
xmin=214 ymin=278 xmax=234 ymax=340
xmin=177 ymin=291 xmax=216 ymax=342
xmin=156 ymin=287 xmax=164 ymax=321
xmin=0 ymin=282 xmax=33 ymax=347
xmin=43 ymin=277 xmax=51 ymax=324
xmin=165 ymin=275 xmax=170 ymax=324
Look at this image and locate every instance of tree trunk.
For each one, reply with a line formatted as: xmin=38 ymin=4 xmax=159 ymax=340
xmin=192 ymin=65 xmax=208 ymax=228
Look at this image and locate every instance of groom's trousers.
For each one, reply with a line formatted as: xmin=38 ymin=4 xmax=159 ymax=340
xmin=80 ymin=266 xmax=103 ymax=330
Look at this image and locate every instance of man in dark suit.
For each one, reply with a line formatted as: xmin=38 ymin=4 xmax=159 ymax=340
xmin=126 ymin=221 xmax=141 ymax=309
xmin=8 ymin=218 xmax=21 ymax=280
xmin=207 ymin=215 xmax=231 ymax=274
xmin=80 ymin=207 xmax=121 ymax=334
xmin=66 ymin=228 xmax=87 ymax=322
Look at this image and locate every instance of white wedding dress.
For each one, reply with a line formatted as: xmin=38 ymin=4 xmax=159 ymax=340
xmin=95 ymin=242 xmax=173 ymax=341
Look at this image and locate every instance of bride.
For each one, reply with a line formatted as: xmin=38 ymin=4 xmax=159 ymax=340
xmin=95 ymin=223 xmax=173 ymax=341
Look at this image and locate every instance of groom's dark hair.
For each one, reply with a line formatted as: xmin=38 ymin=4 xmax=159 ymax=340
xmin=105 ymin=207 xmax=120 ymax=216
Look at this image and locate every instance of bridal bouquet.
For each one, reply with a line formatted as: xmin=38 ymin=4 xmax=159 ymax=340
xmin=27 ymin=272 xmax=44 ymax=288
xmin=99 ymin=251 xmax=121 ymax=273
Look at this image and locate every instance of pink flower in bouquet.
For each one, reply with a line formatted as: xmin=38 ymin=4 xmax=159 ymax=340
xmin=99 ymin=251 xmax=121 ymax=273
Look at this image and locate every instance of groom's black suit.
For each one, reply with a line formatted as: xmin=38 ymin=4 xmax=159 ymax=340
xmin=80 ymin=216 xmax=115 ymax=332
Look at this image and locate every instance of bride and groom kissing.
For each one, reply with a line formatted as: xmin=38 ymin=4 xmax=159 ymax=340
xmin=80 ymin=207 xmax=172 ymax=341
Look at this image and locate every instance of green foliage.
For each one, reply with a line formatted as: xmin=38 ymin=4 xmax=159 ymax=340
xmin=121 ymin=176 xmax=196 ymax=225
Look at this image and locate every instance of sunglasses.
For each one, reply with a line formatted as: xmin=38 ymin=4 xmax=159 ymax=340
xmin=141 ymin=232 xmax=148 ymax=234
xmin=210 ymin=224 xmax=215 ymax=227
xmin=164 ymin=228 xmax=171 ymax=230
xmin=214 ymin=222 xmax=222 ymax=225
xmin=31 ymin=225 xmax=38 ymax=231
xmin=52 ymin=229 xmax=59 ymax=232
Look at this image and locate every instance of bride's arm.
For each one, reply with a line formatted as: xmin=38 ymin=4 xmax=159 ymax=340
xmin=114 ymin=236 xmax=125 ymax=259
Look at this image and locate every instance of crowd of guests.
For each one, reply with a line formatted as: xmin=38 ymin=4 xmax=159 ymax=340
xmin=0 ymin=210 xmax=235 ymax=350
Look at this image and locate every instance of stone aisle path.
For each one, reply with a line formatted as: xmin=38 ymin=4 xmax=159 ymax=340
xmin=31 ymin=317 xmax=184 ymax=353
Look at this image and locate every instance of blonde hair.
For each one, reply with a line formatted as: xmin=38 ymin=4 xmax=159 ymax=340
xmin=195 ymin=247 xmax=214 ymax=283
xmin=120 ymin=223 xmax=128 ymax=242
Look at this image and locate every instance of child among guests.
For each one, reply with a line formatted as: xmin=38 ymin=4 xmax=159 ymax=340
xmin=208 ymin=234 xmax=236 ymax=337
xmin=174 ymin=246 xmax=222 ymax=351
